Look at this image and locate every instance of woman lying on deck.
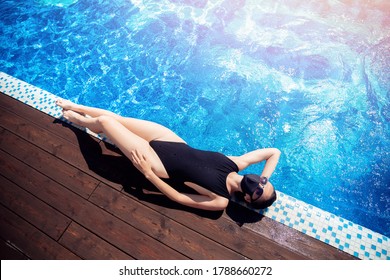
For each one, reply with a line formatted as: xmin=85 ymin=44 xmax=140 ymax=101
xmin=56 ymin=99 xmax=281 ymax=211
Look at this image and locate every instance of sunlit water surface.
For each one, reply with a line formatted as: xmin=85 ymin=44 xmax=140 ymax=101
xmin=1 ymin=0 xmax=389 ymax=236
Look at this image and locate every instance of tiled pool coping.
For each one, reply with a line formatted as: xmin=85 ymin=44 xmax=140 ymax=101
xmin=0 ymin=71 xmax=388 ymax=260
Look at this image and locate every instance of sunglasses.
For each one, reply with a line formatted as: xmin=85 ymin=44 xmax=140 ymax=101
xmin=251 ymin=183 xmax=266 ymax=202
xmin=251 ymin=176 xmax=268 ymax=202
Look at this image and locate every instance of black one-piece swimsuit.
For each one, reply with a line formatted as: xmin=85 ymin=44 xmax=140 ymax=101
xmin=149 ymin=140 xmax=239 ymax=199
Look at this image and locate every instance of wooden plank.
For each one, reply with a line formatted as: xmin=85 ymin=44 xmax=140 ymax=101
xmin=0 ymin=145 xmax=187 ymax=259
xmin=59 ymin=222 xmax=133 ymax=260
xmin=0 ymin=204 xmax=80 ymax=260
xmin=0 ymin=93 xmax=81 ymax=146
xmin=90 ymin=183 xmax=245 ymax=260
xmin=243 ymin=217 xmax=355 ymax=260
xmin=0 ymin=94 xmax=125 ymax=159
xmin=0 ymin=129 xmax=99 ymax=199
xmin=0 ymin=172 xmax=71 ymax=240
xmin=0 ymin=238 xmax=29 ymax=260
xmin=0 ymin=106 xmax=90 ymax=170
xmin=0 ymin=105 xmax=125 ymax=191
xmin=121 ymin=191 xmax=308 ymax=259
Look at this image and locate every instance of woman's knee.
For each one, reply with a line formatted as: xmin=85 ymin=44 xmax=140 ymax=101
xmin=96 ymin=115 xmax=115 ymax=127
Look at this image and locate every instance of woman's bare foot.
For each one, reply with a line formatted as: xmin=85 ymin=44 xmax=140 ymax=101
xmin=61 ymin=109 xmax=102 ymax=134
xmin=56 ymin=99 xmax=89 ymax=118
xmin=56 ymin=99 xmax=77 ymax=110
xmin=62 ymin=109 xmax=84 ymax=124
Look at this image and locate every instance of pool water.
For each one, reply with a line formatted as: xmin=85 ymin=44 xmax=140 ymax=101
xmin=1 ymin=0 xmax=389 ymax=237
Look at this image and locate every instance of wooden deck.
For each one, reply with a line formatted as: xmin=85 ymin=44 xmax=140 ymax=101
xmin=0 ymin=93 xmax=355 ymax=260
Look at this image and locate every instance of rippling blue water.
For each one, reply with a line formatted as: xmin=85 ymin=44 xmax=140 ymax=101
xmin=1 ymin=0 xmax=389 ymax=236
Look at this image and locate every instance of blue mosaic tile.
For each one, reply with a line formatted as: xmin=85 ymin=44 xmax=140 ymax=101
xmin=1 ymin=71 xmax=390 ymax=260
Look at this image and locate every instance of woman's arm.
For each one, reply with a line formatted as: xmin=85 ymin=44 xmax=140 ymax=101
xmin=131 ymin=150 xmax=228 ymax=211
xmin=229 ymin=148 xmax=281 ymax=178
xmin=145 ymin=172 xmax=229 ymax=210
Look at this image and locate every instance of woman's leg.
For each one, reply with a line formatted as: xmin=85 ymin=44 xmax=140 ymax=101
xmin=61 ymin=110 xmax=169 ymax=177
xmin=56 ymin=100 xmax=185 ymax=143
xmin=56 ymin=99 xmax=122 ymax=119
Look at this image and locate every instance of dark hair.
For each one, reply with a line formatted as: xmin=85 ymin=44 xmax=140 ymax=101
xmin=250 ymin=190 xmax=277 ymax=209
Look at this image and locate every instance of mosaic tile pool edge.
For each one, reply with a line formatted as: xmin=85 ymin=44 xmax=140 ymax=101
xmin=1 ymin=71 xmax=388 ymax=260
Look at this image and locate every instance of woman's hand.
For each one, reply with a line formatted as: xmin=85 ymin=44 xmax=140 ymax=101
xmin=130 ymin=150 xmax=153 ymax=176
xmin=131 ymin=151 xmax=228 ymax=211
